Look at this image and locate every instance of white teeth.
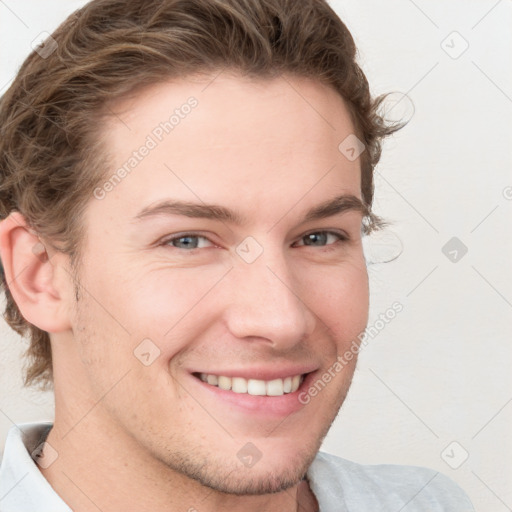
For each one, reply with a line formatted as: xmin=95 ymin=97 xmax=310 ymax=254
xmin=266 ymin=379 xmax=284 ymax=396
xmin=291 ymin=375 xmax=301 ymax=393
xmin=232 ymin=377 xmax=248 ymax=394
xmin=197 ymin=373 xmax=305 ymax=396
xmin=207 ymin=374 xmax=218 ymax=386
xmin=217 ymin=375 xmax=231 ymax=390
xmin=247 ymin=379 xmax=266 ymax=396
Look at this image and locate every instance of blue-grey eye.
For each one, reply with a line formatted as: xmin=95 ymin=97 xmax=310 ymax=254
xmin=304 ymin=232 xmax=328 ymax=246
xmin=299 ymin=231 xmax=346 ymax=247
xmin=166 ymin=235 xmax=211 ymax=250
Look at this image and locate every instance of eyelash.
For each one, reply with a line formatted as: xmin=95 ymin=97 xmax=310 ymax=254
xmin=160 ymin=230 xmax=350 ymax=252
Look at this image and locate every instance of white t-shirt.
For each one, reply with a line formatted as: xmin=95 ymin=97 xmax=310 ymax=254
xmin=0 ymin=422 xmax=475 ymax=511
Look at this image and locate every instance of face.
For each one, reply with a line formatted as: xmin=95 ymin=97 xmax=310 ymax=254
xmin=63 ymin=73 xmax=369 ymax=494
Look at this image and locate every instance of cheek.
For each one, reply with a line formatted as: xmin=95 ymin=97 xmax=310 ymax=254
xmin=139 ymin=264 xmax=227 ymax=314
xmin=301 ymin=259 xmax=369 ymax=340
xmin=97 ymin=264 xmax=230 ymax=364
xmin=92 ymin=260 xmax=219 ymax=326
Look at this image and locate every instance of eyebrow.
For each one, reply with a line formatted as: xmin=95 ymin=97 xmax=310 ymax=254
xmin=132 ymin=194 xmax=369 ymax=225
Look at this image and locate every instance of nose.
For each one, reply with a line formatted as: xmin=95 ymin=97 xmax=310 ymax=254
xmin=222 ymin=251 xmax=316 ymax=350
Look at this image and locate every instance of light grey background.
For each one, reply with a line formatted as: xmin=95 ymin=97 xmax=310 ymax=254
xmin=1 ymin=1 xmax=511 ymax=511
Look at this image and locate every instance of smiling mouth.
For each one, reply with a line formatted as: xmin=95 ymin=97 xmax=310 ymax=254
xmin=193 ymin=372 xmax=306 ymax=396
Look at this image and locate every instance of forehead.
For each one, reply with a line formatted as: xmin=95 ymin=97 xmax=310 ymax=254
xmin=93 ymin=73 xmax=362 ymax=225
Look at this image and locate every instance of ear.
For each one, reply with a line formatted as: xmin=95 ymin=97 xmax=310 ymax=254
xmin=0 ymin=211 xmax=72 ymax=333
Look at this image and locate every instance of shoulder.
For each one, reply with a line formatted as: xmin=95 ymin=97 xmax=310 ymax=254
xmin=307 ymin=451 xmax=475 ymax=511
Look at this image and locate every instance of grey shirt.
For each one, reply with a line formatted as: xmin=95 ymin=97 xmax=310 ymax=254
xmin=0 ymin=422 xmax=475 ymax=511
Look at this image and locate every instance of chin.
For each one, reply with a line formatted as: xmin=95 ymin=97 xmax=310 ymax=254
xmin=163 ymin=440 xmax=319 ymax=496
xmin=192 ymin=458 xmax=310 ymax=496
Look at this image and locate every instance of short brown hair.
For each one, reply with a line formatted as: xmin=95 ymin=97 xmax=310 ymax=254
xmin=0 ymin=0 xmax=400 ymax=390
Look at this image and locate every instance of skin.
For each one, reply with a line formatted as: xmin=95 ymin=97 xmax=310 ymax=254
xmin=0 ymin=73 xmax=369 ymax=511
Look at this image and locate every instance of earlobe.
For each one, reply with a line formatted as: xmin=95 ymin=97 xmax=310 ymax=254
xmin=0 ymin=211 xmax=71 ymax=333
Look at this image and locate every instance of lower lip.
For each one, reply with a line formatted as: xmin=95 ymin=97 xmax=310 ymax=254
xmin=188 ymin=371 xmax=317 ymax=417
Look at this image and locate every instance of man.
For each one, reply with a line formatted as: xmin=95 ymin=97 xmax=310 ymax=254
xmin=0 ymin=0 xmax=475 ymax=510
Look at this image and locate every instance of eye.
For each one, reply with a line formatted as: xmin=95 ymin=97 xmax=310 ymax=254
xmin=295 ymin=231 xmax=349 ymax=248
xmin=159 ymin=230 xmax=349 ymax=252
xmin=162 ymin=234 xmax=214 ymax=250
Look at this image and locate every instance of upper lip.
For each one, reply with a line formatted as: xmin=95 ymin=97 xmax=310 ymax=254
xmin=189 ymin=365 xmax=318 ymax=381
